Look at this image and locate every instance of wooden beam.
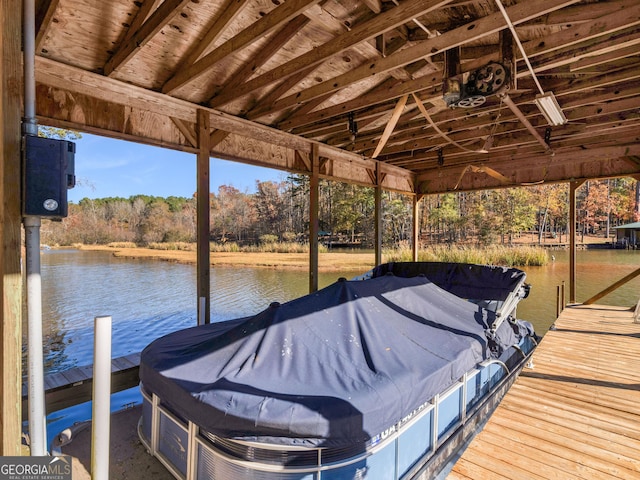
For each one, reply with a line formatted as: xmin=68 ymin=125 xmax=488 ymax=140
xmin=278 ymin=18 xmax=640 ymax=135
xmin=208 ymin=0 xmax=453 ymax=108
xmin=309 ymin=144 xmax=319 ymax=293
xmin=248 ymin=0 xmax=582 ymax=116
xmin=120 ymin=0 xmax=162 ymax=46
xmin=196 ymin=109 xmax=211 ymax=325
xmin=0 ymin=0 xmax=23 ymax=455
xmin=163 ymin=0 xmax=322 ymax=94
xmin=179 ymin=0 xmax=249 ymax=67
xmin=583 ymin=267 xmax=640 ymax=305
xmin=372 ymin=94 xmax=408 ymax=158
xmin=35 ymin=0 xmax=60 ymax=52
xmin=34 ymin=57 xmax=374 ymax=165
xmin=211 ymin=15 xmax=310 ymax=104
xmin=104 ymin=0 xmax=191 ymax=76
xmin=170 ymin=117 xmax=197 ymax=148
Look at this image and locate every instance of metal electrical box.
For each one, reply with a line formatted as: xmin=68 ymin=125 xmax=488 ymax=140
xmin=23 ymin=135 xmax=76 ymax=218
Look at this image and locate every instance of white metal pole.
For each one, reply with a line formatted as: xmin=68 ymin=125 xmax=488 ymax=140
xmin=91 ymin=315 xmax=112 ymax=480
xmin=24 ymin=216 xmax=47 ymax=455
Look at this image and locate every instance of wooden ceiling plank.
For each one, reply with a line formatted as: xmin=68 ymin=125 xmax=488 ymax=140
xmin=208 ymin=0 xmax=454 ymax=108
xmin=279 ymin=75 xmax=439 ymax=131
xmin=282 ymin=14 xmax=640 ymax=140
xmin=524 ymin=3 xmax=640 ymax=61
xmin=571 ymin=44 xmax=640 ymax=73
xmin=258 ymin=0 xmax=581 ymax=122
xmin=354 ymin=76 xmax=640 ymax=159
xmin=181 ymin=0 xmax=250 ymax=67
xmin=277 ymin=42 xmax=431 ymax=130
xmin=211 ymin=15 xmax=310 ymax=104
xmin=163 ymin=0 xmax=322 ymax=94
xmin=104 ymin=0 xmax=192 ymax=76
xmin=362 ymin=0 xmax=382 ymax=15
xmin=290 ymin=101 xmax=398 ymax=136
xmin=372 ymin=94 xmax=408 ymax=158
xmin=246 ymin=64 xmax=319 ymax=120
xmin=530 ymin=28 xmax=640 ymax=77
xmin=120 ymin=0 xmax=163 ymax=46
xmin=35 ymin=0 xmax=60 ymax=52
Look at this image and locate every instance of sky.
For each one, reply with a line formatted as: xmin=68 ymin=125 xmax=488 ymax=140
xmin=67 ymin=133 xmax=286 ymax=203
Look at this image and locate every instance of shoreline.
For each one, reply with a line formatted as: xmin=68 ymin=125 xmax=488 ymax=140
xmin=77 ymin=244 xmax=378 ymax=272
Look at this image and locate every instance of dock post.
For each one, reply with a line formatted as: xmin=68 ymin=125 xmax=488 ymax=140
xmin=91 ymin=315 xmax=112 ymax=480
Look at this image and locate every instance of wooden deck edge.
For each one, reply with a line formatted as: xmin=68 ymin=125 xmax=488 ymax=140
xmin=21 ymin=353 xmax=141 ymax=421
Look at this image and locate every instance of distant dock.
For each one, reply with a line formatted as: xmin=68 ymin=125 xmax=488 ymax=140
xmin=447 ymin=303 xmax=640 ymax=479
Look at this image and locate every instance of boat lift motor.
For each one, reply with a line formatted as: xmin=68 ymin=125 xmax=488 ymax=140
xmin=22 ymin=135 xmax=76 ymax=218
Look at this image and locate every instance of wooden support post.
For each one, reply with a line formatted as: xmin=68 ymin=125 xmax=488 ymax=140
xmin=412 ymin=194 xmax=423 ymax=262
xmin=309 ymin=145 xmax=319 ymax=293
xmin=374 ymin=163 xmax=383 ymax=267
xmin=196 ymin=109 xmax=211 ymax=324
xmin=569 ymin=180 xmax=584 ymax=304
xmin=0 ymin=0 xmax=24 ymax=455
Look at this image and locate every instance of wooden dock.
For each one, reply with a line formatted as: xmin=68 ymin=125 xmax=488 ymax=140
xmin=21 ymin=352 xmax=141 ymax=420
xmin=447 ymin=303 xmax=640 ymax=479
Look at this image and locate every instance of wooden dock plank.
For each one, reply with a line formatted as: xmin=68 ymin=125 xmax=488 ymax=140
xmin=448 ymin=304 xmax=640 ymax=479
xmin=487 ymin=412 xmax=640 ymax=477
xmin=491 ymin=411 xmax=640 ymax=472
xmin=21 ymin=352 xmax=142 ymax=421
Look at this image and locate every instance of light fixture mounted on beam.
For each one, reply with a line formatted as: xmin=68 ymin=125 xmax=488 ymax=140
xmin=534 ymin=92 xmax=567 ymax=127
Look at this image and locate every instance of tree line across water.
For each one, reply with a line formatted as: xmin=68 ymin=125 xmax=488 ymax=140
xmin=42 ymin=176 xmax=639 ymax=250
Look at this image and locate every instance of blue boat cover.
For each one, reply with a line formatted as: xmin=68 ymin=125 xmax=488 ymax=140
xmin=140 ymin=272 xmax=527 ymax=448
xmin=368 ymin=262 xmax=527 ymax=304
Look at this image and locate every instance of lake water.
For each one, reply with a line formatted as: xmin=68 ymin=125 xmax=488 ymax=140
xmin=37 ymin=248 xmax=640 ymax=375
xmin=34 ymin=248 xmax=640 ymax=446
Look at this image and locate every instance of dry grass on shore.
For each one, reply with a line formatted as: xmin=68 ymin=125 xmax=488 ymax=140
xmin=78 ymin=244 xmax=376 ymax=272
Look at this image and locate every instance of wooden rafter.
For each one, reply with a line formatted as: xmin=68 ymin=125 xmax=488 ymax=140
xmin=245 ymin=0 xmax=582 ymax=116
xmin=163 ymin=0 xmax=322 ymax=94
xmin=372 ymin=94 xmax=408 ymax=158
xmin=35 ymin=0 xmax=60 ymax=52
xmin=208 ymin=0 xmax=454 ymax=107
xmin=210 ymin=15 xmax=310 ymax=103
xmin=104 ymin=0 xmax=192 ymax=76
xmin=120 ymin=0 xmax=163 ymax=46
xmin=179 ymin=0 xmax=250 ymax=67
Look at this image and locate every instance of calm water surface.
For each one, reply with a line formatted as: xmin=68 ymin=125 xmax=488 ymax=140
xmin=37 ymin=249 xmax=640 ymax=375
xmin=35 ymin=248 xmax=639 ymax=444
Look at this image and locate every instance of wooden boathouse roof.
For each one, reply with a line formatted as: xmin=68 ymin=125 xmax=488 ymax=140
xmin=32 ymin=0 xmax=640 ymax=193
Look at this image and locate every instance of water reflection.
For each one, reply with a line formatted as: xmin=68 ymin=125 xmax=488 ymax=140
xmin=35 ymin=249 xmax=640 ymax=377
